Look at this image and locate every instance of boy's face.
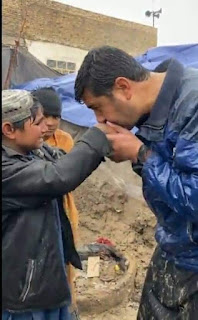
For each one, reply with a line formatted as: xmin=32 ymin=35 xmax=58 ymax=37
xmin=2 ymin=107 xmax=47 ymax=153
xmin=43 ymin=115 xmax=60 ymax=140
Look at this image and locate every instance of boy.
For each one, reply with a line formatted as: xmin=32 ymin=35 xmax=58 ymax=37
xmin=33 ymin=87 xmax=79 ymax=316
xmin=2 ymin=89 xmax=114 ymax=320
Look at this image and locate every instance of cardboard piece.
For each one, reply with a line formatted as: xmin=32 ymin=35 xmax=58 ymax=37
xmin=87 ymin=256 xmax=100 ymax=278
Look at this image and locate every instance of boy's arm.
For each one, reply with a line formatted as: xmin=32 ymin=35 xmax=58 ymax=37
xmin=3 ymin=128 xmax=111 ymax=207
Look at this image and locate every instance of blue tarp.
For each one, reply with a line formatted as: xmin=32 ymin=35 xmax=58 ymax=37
xmin=14 ymin=44 xmax=198 ymax=128
xmin=136 ymin=44 xmax=198 ymax=70
xmin=14 ymin=73 xmax=97 ymax=127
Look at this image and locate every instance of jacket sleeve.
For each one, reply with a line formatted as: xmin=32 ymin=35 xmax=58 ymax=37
xmin=142 ymin=111 xmax=198 ymax=222
xmin=3 ymin=128 xmax=111 ymax=203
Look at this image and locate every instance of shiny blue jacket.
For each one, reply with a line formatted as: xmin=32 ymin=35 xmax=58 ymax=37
xmin=136 ymin=59 xmax=198 ymax=272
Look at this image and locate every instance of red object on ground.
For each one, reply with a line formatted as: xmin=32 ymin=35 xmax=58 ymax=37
xmin=96 ymin=237 xmax=114 ymax=246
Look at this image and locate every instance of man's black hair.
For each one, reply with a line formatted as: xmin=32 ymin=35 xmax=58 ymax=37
xmin=13 ymin=96 xmax=42 ymax=130
xmin=75 ymin=46 xmax=150 ymax=103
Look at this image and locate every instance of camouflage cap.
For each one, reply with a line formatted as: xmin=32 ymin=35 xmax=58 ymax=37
xmin=2 ymin=89 xmax=34 ymax=123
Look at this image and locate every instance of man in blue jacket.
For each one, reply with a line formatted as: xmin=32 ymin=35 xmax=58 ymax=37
xmin=75 ymin=46 xmax=198 ymax=319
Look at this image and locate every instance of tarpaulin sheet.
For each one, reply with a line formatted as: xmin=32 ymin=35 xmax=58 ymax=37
xmin=15 ymin=73 xmax=97 ymax=127
xmin=135 ymin=44 xmax=198 ymax=70
xmin=14 ymin=44 xmax=198 ymax=128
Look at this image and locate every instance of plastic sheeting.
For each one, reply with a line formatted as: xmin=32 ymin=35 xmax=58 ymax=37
xmin=15 ymin=73 xmax=97 ymax=127
xmin=14 ymin=44 xmax=198 ymax=128
xmin=136 ymin=44 xmax=198 ymax=70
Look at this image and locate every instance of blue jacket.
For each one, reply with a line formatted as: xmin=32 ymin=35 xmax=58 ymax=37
xmin=136 ymin=59 xmax=198 ymax=272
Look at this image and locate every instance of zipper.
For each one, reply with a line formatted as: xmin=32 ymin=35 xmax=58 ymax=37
xmin=187 ymin=222 xmax=198 ymax=245
xmin=141 ymin=124 xmax=164 ymax=130
xmin=20 ymin=259 xmax=35 ymax=302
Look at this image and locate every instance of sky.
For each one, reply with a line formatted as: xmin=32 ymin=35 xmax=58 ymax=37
xmin=55 ymin=0 xmax=198 ymax=46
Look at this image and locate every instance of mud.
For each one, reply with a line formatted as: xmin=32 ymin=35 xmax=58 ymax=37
xmin=74 ymin=159 xmax=156 ymax=319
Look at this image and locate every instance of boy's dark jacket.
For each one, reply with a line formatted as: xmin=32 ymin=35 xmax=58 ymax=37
xmin=2 ymin=127 xmax=111 ymax=312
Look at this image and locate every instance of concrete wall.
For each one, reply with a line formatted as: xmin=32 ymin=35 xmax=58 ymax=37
xmin=2 ymin=0 xmax=157 ymax=57
xmin=26 ymin=40 xmax=88 ymax=71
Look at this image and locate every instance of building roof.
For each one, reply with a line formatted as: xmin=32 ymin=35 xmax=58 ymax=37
xmin=3 ymin=0 xmax=157 ymax=55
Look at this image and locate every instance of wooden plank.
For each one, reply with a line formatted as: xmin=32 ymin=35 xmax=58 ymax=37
xmin=87 ymin=256 xmax=100 ymax=278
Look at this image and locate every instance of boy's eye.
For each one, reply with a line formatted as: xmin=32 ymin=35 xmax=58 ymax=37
xmin=34 ymin=118 xmax=44 ymax=126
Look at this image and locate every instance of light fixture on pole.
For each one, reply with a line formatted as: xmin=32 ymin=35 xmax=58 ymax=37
xmin=145 ymin=8 xmax=162 ymax=27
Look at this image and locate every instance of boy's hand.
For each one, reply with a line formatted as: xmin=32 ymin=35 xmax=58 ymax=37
xmin=106 ymin=122 xmax=143 ymax=163
xmin=94 ymin=123 xmax=118 ymax=134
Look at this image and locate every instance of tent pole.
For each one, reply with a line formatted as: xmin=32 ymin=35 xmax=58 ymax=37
xmin=3 ymin=11 xmax=27 ymax=89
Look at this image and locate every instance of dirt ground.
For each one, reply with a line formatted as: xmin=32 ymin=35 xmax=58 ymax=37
xmin=74 ymin=159 xmax=156 ymax=320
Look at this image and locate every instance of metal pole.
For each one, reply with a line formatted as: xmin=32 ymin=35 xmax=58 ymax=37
xmin=152 ymin=13 xmax=155 ymax=27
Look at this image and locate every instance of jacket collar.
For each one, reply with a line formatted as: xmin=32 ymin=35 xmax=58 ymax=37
xmin=137 ymin=59 xmax=184 ymax=141
xmin=2 ymin=144 xmax=44 ymax=160
xmin=2 ymin=143 xmax=59 ymax=163
xmin=2 ymin=145 xmax=24 ymax=158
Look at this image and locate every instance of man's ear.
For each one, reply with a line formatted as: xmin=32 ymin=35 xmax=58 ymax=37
xmin=2 ymin=122 xmax=16 ymax=140
xmin=114 ymin=77 xmax=132 ymax=100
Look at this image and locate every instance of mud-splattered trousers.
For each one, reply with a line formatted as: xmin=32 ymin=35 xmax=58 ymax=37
xmin=137 ymin=246 xmax=198 ymax=320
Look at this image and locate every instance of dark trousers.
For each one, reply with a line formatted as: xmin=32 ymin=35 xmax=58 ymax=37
xmin=137 ymin=246 xmax=198 ymax=320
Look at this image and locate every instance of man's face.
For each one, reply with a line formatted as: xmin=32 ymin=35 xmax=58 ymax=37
xmin=13 ymin=107 xmax=47 ymax=152
xmin=83 ymin=86 xmax=141 ymax=130
xmin=43 ymin=115 xmax=60 ymax=139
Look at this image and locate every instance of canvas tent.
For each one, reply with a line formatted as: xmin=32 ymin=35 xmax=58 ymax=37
xmin=2 ymin=45 xmax=87 ymax=139
xmin=2 ymin=45 xmax=61 ymax=89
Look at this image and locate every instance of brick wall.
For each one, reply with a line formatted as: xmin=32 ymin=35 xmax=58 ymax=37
xmin=2 ymin=0 xmax=157 ymax=56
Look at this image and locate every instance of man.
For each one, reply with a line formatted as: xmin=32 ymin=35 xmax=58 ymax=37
xmin=74 ymin=46 xmax=198 ymax=319
xmin=2 ymin=89 xmax=115 ymax=320
xmin=33 ymin=87 xmax=79 ymax=316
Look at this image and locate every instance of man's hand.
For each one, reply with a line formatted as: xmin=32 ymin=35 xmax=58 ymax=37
xmin=106 ymin=122 xmax=143 ymax=163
